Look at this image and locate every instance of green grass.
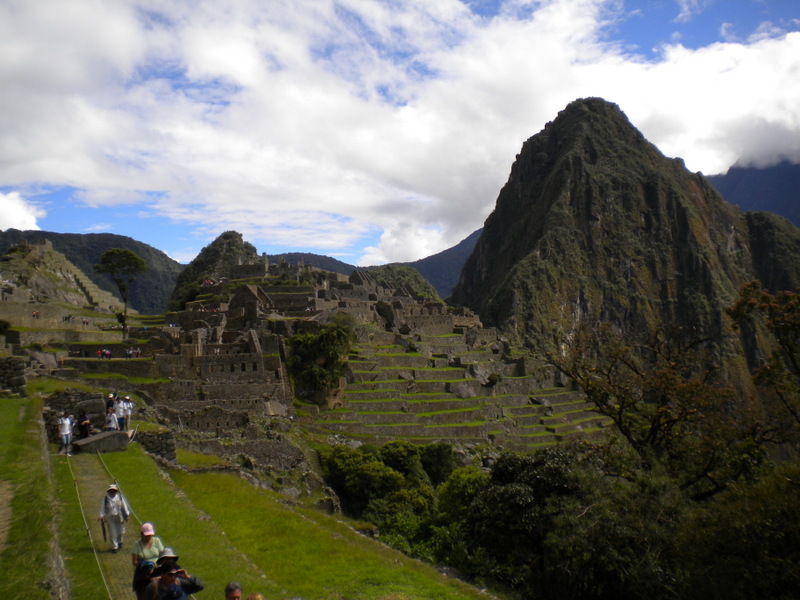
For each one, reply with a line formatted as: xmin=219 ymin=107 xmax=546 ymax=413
xmin=52 ymin=459 xmax=105 ymax=599
xmin=176 ymin=448 xmax=227 ymax=468
xmin=416 ymin=406 xmax=485 ymax=417
xmin=171 ymin=470 xmax=488 ymax=600
xmin=85 ymin=446 xmax=283 ymax=600
xmin=0 ymin=395 xmax=52 ymax=599
xmin=25 ymin=376 xmax=102 ymax=396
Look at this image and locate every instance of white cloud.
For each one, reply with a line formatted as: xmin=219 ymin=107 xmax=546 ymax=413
xmin=0 ymin=192 xmax=46 ymax=230
xmin=1 ymin=0 xmax=799 ymax=264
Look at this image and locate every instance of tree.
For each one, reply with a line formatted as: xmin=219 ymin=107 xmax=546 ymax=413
xmin=675 ymin=460 xmax=800 ymax=600
xmin=95 ymin=248 xmax=147 ymax=339
xmin=286 ymin=314 xmax=355 ymax=403
xmin=546 ymin=323 xmax=764 ymax=499
xmin=728 ymin=281 xmax=800 ymax=441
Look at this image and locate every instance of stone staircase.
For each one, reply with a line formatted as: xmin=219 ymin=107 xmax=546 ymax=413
xmin=308 ymin=329 xmax=613 ymax=450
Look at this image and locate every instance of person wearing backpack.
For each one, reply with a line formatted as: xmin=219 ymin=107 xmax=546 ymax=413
xmin=98 ymin=483 xmax=129 ymax=552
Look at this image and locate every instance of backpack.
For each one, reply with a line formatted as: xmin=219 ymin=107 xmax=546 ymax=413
xmin=132 ymin=560 xmax=155 ymax=594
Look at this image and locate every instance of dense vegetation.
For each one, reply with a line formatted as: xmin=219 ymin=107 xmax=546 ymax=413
xmin=286 ymin=314 xmax=357 ymax=403
xmin=318 ymin=283 xmax=800 ymax=600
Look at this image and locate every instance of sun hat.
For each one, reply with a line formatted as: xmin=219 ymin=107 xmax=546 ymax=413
xmin=157 ymin=547 xmax=179 ymax=564
xmin=107 ymin=483 xmax=118 ymax=491
xmin=141 ymin=522 xmax=155 ymax=535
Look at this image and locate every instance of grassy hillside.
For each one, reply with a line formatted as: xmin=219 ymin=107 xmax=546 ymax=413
xmin=2 ymin=391 xmax=497 ymax=600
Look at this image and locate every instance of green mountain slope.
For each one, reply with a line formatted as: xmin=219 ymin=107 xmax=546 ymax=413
xmin=0 ymin=229 xmax=183 ymax=314
xmin=450 ymin=97 xmax=800 ymax=365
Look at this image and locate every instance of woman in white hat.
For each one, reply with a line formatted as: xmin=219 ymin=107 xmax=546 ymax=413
xmin=98 ymin=483 xmax=129 ymax=552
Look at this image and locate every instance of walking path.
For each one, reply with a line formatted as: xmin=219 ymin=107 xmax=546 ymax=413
xmin=64 ymin=453 xmax=139 ymax=600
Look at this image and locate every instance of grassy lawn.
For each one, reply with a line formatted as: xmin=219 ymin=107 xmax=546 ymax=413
xmin=171 ymin=470 xmax=490 ymax=600
xmin=0 ymin=394 xmax=53 ymax=599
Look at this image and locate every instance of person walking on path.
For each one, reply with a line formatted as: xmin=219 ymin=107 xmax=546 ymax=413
xmin=99 ymin=483 xmax=129 ymax=552
xmin=57 ymin=410 xmax=73 ymax=456
xmin=114 ymin=396 xmax=127 ymax=431
xmin=123 ymin=395 xmax=134 ymax=430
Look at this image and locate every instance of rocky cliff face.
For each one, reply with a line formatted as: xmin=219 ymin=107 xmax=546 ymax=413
xmin=451 ymin=98 xmax=800 ymax=365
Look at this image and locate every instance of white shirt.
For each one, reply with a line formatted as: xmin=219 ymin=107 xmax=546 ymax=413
xmin=58 ymin=416 xmax=72 ymax=436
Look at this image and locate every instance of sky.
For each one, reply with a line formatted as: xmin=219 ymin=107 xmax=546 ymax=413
xmin=1 ymin=0 xmax=799 ymax=265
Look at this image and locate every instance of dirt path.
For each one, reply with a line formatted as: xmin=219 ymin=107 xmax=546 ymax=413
xmin=68 ymin=453 xmax=138 ymax=600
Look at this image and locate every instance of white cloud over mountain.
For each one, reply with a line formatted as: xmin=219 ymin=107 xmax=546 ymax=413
xmin=1 ymin=0 xmax=798 ymax=264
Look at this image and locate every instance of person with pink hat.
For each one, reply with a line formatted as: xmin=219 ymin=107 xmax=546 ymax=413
xmin=131 ymin=521 xmax=165 ymax=600
xmin=132 ymin=522 xmax=164 ymax=568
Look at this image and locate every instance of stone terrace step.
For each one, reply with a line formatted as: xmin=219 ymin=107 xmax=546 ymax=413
xmin=372 ymin=353 xmax=432 ymax=369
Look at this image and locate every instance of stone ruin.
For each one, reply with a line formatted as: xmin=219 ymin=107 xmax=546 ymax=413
xmin=131 ymin=263 xmax=485 ymax=439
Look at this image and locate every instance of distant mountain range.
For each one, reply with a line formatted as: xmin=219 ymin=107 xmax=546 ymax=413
xmin=708 ymin=161 xmax=800 ymax=227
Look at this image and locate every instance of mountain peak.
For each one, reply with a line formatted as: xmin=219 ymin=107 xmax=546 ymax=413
xmin=450 ymin=97 xmax=799 ymax=369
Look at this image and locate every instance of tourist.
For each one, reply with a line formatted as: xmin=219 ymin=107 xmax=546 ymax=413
xmin=132 ymin=522 xmax=165 ymax=600
xmin=76 ymin=410 xmax=91 ymax=439
xmin=98 ymin=483 xmax=129 ymax=553
xmin=132 ymin=522 xmax=165 ymax=568
xmin=143 ymin=561 xmax=204 ymax=600
xmin=57 ymin=410 xmax=73 ymax=456
xmin=123 ymin=395 xmax=134 ymax=429
xmin=224 ymin=581 xmax=243 ymax=600
xmin=114 ymin=395 xmax=126 ymax=431
xmin=152 ymin=546 xmax=180 ymax=576
xmin=105 ymin=406 xmax=119 ymax=431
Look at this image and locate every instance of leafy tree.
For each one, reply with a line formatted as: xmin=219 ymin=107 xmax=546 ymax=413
xmin=728 ymin=281 xmax=800 ymax=441
xmin=321 ymin=445 xmax=405 ymax=516
xmin=544 ymin=466 xmax=686 ymax=600
xmin=94 ymin=248 xmax=146 ymax=338
xmin=379 ymin=441 xmax=431 ymax=488
xmin=546 ymin=322 xmax=764 ymax=499
xmin=675 ymin=460 xmax=800 ymax=600
xmin=464 ymin=449 xmax=580 ymax=596
xmin=420 ymin=442 xmax=458 ymax=487
xmin=286 ymin=316 xmax=355 ymax=403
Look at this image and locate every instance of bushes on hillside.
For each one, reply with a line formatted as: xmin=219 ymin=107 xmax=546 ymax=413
xmin=286 ymin=314 xmax=355 ymax=403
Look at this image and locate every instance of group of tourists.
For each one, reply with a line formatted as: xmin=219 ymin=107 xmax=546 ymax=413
xmin=98 ymin=484 xmax=204 ymax=600
xmin=55 ymin=409 xmax=94 ymax=455
xmin=105 ymin=393 xmax=134 ymax=432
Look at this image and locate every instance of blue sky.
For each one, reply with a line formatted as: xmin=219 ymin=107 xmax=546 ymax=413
xmin=1 ymin=0 xmax=799 ymax=265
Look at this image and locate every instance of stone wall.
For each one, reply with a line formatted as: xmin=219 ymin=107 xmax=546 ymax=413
xmin=0 ymin=356 xmax=30 ymax=394
xmin=135 ymin=430 xmax=177 ymax=462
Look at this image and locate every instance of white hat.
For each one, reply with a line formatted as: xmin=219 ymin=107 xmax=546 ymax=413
xmin=107 ymin=483 xmax=118 ymax=492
